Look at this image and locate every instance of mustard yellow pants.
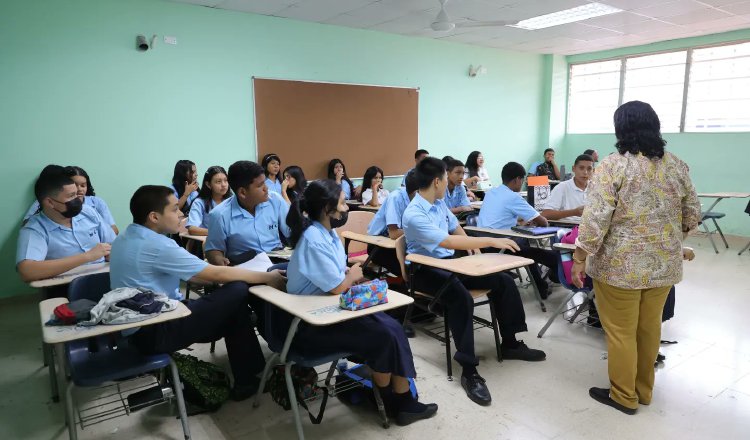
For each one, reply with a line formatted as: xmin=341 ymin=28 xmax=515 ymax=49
xmin=593 ymin=279 xmax=671 ymax=409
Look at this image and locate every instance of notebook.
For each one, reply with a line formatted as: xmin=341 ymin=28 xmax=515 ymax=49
xmin=511 ymin=226 xmax=560 ymax=236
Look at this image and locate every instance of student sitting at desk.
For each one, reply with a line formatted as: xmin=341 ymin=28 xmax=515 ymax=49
xmin=170 ymin=160 xmax=199 ymax=214
xmin=285 ymin=179 xmax=438 ymax=426
xmin=477 ymin=162 xmax=560 ymax=298
xmin=360 ymin=166 xmax=389 ymax=208
xmin=401 ymin=149 xmax=429 ymax=187
xmin=535 ymin=148 xmax=561 ymax=180
xmin=443 ymin=158 xmax=473 ymax=214
xmin=281 ymin=165 xmax=307 ymax=205
xmin=403 ymin=158 xmax=546 ymax=407
xmin=24 ymin=165 xmax=118 ymax=234
xmin=366 ymin=170 xmax=418 ymax=276
xmin=261 ymin=153 xmax=283 ymax=195
xmin=16 ymin=168 xmax=116 ymax=286
xmin=328 ymin=158 xmax=359 ymax=200
xmin=540 ymin=154 xmax=593 ymax=223
xmin=111 ymin=185 xmax=286 ymax=401
xmin=187 ymin=166 xmax=232 ymax=236
xmin=463 ymin=151 xmax=492 ymax=190
xmin=442 ymin=156 xmax=477 ymax=201
xmin=205 ymin=160 xmax=290 ymax=265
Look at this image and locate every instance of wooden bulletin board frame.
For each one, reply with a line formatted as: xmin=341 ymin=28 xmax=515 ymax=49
xmin=253 ymin=77 xmax=419 ymax=180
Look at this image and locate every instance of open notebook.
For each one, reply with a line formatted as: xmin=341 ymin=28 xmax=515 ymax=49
xmin=235 ymin=252 xmax=273 ymax=272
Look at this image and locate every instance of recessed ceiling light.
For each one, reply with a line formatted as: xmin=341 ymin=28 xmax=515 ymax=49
xmin=512 ymin=2 xmax=623 ymax=30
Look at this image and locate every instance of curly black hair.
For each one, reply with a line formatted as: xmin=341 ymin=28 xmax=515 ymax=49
xmin=613 ymin=100 xmax=666 ymax=159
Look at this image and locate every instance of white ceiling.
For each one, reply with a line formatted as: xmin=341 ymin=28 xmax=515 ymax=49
xmin=171 ymin=0 xmax=750 ymax=55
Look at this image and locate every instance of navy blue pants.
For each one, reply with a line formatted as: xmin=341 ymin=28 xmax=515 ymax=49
xmin=367 ymin=244 xmax=401 ymax=277
xmin=131 ymin=281 xmax=264 ymax=387
xmin=411 ymin=265 xmax=528 ymax=367
xmin=511 ymin=239 xmax=559 ymax=294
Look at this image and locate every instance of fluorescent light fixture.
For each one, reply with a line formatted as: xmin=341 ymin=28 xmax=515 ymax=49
xmin=512 ymin=2 xmax=622 ymax=30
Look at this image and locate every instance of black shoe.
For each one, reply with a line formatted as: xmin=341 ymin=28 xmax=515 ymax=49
xmin=501 ymin=341 xmax=546 ymax=362
xmin=588 ymin=387 xmax=636 ymax=415
xmin=460 ymin=373 xmax=492 ymax=406
xmin=230 ymin=377 xmax=260 ymax=402
xmin=654 ymin=352 xmax=666 ymax=367
xmin=395 ymin=402 xmax=438 ymax=426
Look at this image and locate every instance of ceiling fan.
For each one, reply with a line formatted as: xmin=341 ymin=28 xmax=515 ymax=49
xmin=430 ymin=0 xmax=519 ymax=32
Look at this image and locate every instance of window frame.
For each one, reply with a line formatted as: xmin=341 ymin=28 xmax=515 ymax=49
xmin=566 ymin=38 xmax=750 ymax=134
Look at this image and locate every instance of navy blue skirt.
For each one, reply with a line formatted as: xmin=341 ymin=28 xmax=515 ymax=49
xmin=271 ymin=308 xmax=417 ymax=379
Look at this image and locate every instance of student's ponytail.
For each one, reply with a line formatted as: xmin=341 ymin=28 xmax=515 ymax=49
xmin=286 ymin=195 xmax=309 ymax=248
xmin=286 ymin=180 xmax=345 ymax=248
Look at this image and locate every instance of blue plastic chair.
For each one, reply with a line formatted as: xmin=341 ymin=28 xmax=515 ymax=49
xmin=701 ymin=211 xmax=729 ymax=254
xmin=252 ymin=291 xmax=389 ymax=440
xmin=63 ymin=273 xmax=191 ymax=440
xmin=537 ymin=235 xmax=594 ymax=338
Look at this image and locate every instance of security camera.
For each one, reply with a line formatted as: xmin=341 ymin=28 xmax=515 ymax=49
xmin=136 ymin=35 xmax=149 ymax=51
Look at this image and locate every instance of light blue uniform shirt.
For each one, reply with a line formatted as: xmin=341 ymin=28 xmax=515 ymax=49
xmin=24 ymin=196 xmax=115 ymax=226
xmin=16 ymin=205 xmax=116 ymax=265
xmin=169 ymin=184 xmax=198 ymax=207
xmin=287 ymin=222 xmax=347 ymax=295
xmin=402 ymin=193 xmax=458 ymax=259
xmin=444 ymin=185 xmax=471 ymax=209
xmin=205 ymin=192 xmax=290 ymax=256
xmin=186 ymin=198 xmax=218 ymax=229
xmin=265 ymin=177 xmax=282 ymax=195
xmin=477 ymin=184 xmax=540 ymax=230
xmin=367 ymin=188 xmax=411 ymax=236
xmin=341 ymin=180 xmax=353 ymax=200
xmin=400 ymin=167 xmax=414 ymax=186
xmin=110 ymin=224 xmax=208 ymax=301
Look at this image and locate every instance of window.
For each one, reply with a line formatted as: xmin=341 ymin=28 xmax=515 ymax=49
xmin=567 ymin=60 xmax=621 ymax=134
xmin=685 ymin=41 xmax=750 ymax=132
xmin=567 ymin=40 xmax=750 ymax=133
xmin=622 ymin=51 xmax=686 ymax=133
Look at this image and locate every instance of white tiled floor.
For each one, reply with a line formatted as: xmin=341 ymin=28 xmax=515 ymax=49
xmin=2 ymin=234 xmax=749 ymax=439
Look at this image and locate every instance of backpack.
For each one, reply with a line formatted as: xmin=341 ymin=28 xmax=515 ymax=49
xmin=335 ymin=363 xmax=418 ymax=406
xmin=171 ymin=352 xmax=230 ymax=412
xmin=267 ymin=365 xmax=328 ymax=424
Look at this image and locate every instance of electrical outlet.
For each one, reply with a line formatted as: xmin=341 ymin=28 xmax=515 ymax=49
xmin=164 ymin=36 xmax=177 ymax=45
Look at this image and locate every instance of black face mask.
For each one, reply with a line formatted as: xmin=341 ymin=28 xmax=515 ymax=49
xmin=330 ymin=210 xmax=349 ymax=229
xmin=53 ymin=197 xmax=83 ymax=218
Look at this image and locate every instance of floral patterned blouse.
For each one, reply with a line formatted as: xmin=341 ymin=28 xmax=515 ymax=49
xmin=576 ymin=151 xmax=701 ymax=289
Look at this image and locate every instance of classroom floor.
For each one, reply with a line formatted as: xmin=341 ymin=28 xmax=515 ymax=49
xmin=2 ymin=234 xmax=750 ymax=440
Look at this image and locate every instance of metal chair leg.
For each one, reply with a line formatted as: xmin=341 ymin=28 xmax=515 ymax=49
xmin=45 ymin=343 xmax=59 ymax=402
xmin=169 ymin=358 xmax=192 ymax=440
xmin=488 ymin=301 xmax=502 ymax=362
xmin=65 ymin=381 xmax=77 ymax=440
xmin=444 ymin=309 xmax=453 ymax=381
xmin=253 ymin=352 xmax=280 ymax=408
xmin=371 ymin=380 xmax=390 ymax=428
xmin=537 ymin=290 xmax=577 ymax=338
xmin=526 ymin=266 xmax=547 ymax=312
xmin=712 ymin=218 xmax=729 ymax=249
xmin=284 ymin=362 xmax=306 ymax=440
xmin=209 ymin=341 xmax=216 ymax=354
xmin=739 ymin=240 xmax=750 ymax=256
xmin=702 ymin=221 xmax=719 ymax=254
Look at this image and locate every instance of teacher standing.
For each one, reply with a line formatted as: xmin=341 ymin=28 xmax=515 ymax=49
xmin=571 ymin=101 xmax=701 ymax=414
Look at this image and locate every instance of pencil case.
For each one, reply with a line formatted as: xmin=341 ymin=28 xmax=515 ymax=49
xmin=339 ymin=279 xmax=388 ymax=311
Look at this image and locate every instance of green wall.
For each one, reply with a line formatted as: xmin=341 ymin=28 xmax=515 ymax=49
xmin=558 ymin=29 xmax=750 ymax=236
xmin=0 ymin=0 xmax=547 ymax=297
